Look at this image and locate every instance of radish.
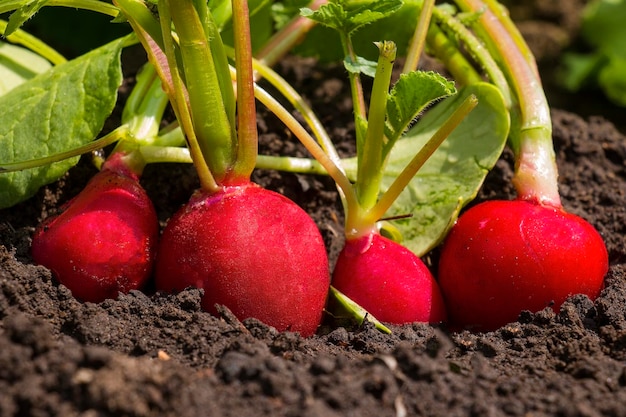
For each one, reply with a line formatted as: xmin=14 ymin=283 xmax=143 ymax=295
xmin=29 ymin=62 xmax=169 ymax=303
xmin=155 ymin=183 xmax=329 ymax=334
xmin=332 ymin=232 xmax=447 ymax=324
xmin=31 ymin=152 xmax=158 ymax=302
xmin=324 ymin=40 xmax=468 ymax=326
xmin=437 ymin=0 xmax=609 ymax=331
xmin=438 ymin=200 xmax=608 ymax=331
xmin=118 ymin=0 xmax=330 ymax=335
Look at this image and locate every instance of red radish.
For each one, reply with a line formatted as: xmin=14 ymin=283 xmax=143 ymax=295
xmin=333 ymin=232 xmax=446 ymax=324
xmin=438 ymin=200 xmax=608 ymax=331
xmin=155 ymin=183 xmax=329 ymax=335
xmin=31 ymin=153 xmax=158 ymax=302
xmin=119 ymin=0 xmax=330 ymax=336
xmin=437 ymin=0 xmax=609 ymax=331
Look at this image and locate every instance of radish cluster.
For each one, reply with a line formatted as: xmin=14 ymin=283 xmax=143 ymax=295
xmin=27 ymin=0 xmax=611 ymax=338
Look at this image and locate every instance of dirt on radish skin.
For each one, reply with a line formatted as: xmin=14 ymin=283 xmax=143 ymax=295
xmin=155 ymin=182 xmax=330 ymax=337
xmin=332 ymin=232 xmax=447 ymax=324
xmin=438 ymin=199 xmax=609 ymax=331
xmin=31 ymin=161 xmax=159 ymax=303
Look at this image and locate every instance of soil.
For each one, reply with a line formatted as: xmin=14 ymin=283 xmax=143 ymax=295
xmin=2 ymin=2 xmax=626 ymax=416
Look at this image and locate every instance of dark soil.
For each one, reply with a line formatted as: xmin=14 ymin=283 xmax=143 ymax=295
xmin=2 ymin=2 xmax=626 ymax=416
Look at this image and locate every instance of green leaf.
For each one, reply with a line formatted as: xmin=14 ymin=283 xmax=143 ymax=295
xmin=0 ymin=41 xmax=52 ymax=95
xmin=384 ymin=83 xmax=508 ymax=256
xmin=559 ymin=52 xmax=606 ymax=92
xmin=582 ymin=0 xmax=626 ymax=59
xmin=343 ymin=83 xmax=509 ymax=256
xmin=385 ymin=71 xmax=456 ymax=152
xmin=301 ymin=0 xmax=403 ymax=36
xmin=598 ymin=55 xmax=626 ymax=106
xmin=343 ymin=54 xmax=377 ymax=77
xmin=559 ymin=0 xmax=626 ymax=106
xmin=0 ymin=36 xmax=126 ymax=209
xmin=296 ymin=0 xmax=420 ymax=62
xmin=6 ymin=0 xmax=50 ymax=36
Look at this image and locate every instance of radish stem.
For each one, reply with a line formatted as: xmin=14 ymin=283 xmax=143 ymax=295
xmin=454 ymin=0 xmax=559 ymax=207
xmin=168 ymin=0 xmax=236 ymax=182
xmin=403 ymin=0 xmax=434 ymax=74
xmin=424 ymin=24 xmax=482 ymax=85
xmin=158 ymin=0 xmax=218 ymax=192
xmin=230 ymin=0 xmax=257 ymax=183
xmin=428 ymin=6 xmax=512 ymax=107
xmin=246 ymin=54 xmax=342 ymax=170
xmin=255 ymin=0 xmax=327 ymax=69
xmin=0 ymin=127 xmax=128 ymax=173
xmin=251 ymin=80 xmax=358 ymax=214
xmin=356 ymin=41 xmax=396 ymax=211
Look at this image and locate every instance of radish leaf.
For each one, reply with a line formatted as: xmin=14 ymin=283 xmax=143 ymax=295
xmin=5 ymin=0 xmax=50 ymax=36
xmin=385 ymin=70 xmax=456 ymax=152
xmin=383 ymin=83 xmax=509 ymax=256
xmin=0 ymin=36 xmax=125 ymax=208
xmin=301 ymin=0 xmax=403 ymax=36
xmin=297 ymin=0 xmax=420 ymax=62
xmin=560 ymin=0 xmax=626 ymax=106
xmin=0 ymin=41 xmax=52 ymax=95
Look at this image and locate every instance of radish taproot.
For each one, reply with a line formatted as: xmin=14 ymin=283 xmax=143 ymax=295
xmin=438 ymin=200 xmax=608 ymax=331
xmin=155 ymin=183 xmax=329 ymax=335
xmin=31 ymin=152 xmax=158 ymax=302
xmin=333 ymin=232 xmax=447 ymax=324
xmin=29 ymin=61 xmax=170 ymax=303
xmin=118 ymin=0 xmax=329 ymax=335
xmin=437 ymin=0 xmax=609 ymax=331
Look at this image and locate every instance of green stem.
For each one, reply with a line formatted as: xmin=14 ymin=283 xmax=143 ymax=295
xmin=255 ymin=0 xmax=326 ymax=68
xmin=0 ymin=126 xmax=128 ymax=173
xmin=154 ymin=124 xmax=187 ymax=147
xmin=113 ymin=0 xmax=164 ymax=50
xmin=403 ymin=0 xmax=434 ymax=74
xmin=454 ymin=0 xmax=559 ymax=207
xmin=356 ymin=41 xmax=396 ymax=211
xmin=430 ymin=6 xmax=512 ymax=107
xmin=256 ymin=155 xmax=328 ymax=176
xmin=229 ymin=0 xmax=257 ymax=183
xmin=122 ymin=62 xmax=170 ymax=144
xmin=168 ymin=0 xmax=235 ymax=183
xmin=252 ymin=80 xmax=359 ymax=217
xmin=425 ymin=24 xmax=482 ymax=86
xmin=368 ymin=94 xmax=478 ymax=223
xmin=0 ymin=0 xmax=119 ymax=16
xmin=246 ymin=53 xmax=342 ymax=170
xmin=139 ymin=142 xmax=332 ymax=177
xmin=341 ymin=31 xmax=367 ymax=124
xmin=481 ymin=0 xmax=539 ymax=79
xmin=158 ymin=0 xmax=218 ymax=193
xmin=139 ymin=145 xmax=192 ymax=164
xmin=0 ymin=20 xmax=66 ymax=65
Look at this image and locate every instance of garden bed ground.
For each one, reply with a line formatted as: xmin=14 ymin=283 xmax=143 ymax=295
xmin=1 ymin=1 xmax=626 ymax=416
